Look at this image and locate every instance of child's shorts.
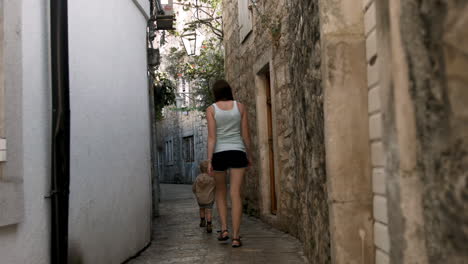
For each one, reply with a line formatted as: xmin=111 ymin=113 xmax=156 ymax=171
xmin=199 ymin=203 xmax=214 ymax=209
xmin=212 ymin=150 xmax=248 ymax=171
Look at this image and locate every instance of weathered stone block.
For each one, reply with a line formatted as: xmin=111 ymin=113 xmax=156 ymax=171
xmin=369 ymin=112 xmax=382 ymax=140
xmin=323 ymin=36 xmax=372 ymax=202
xmin=376 ymin=249 xmax=390 ymax=264
xmin=368 ymin=85 xmax=381 ymax=113
xmin=371 ymin=141 xmax=385 ymax=167
xmin=366 ymin=29 xmax=377 ymax=62
xmin=364 ymin=2 xmax=376 ymax=36
xmin=373 ymin=195 xmax=388 ymax=224
xmin=330 ymin=201 xmax=375 ymax=263
xmin=319 ymin=0 xmax=364 ymax=35
xmin=374 ymin=222 xmax=390 ymax=253
xmin=372 ymin=168 xmax=386 ymax=195
xmin=367 ymin=58 xmax=379 ymax=88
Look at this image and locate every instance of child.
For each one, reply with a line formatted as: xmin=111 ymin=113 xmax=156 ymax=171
xmin=192 ymin=160 xmax=215 ymax=233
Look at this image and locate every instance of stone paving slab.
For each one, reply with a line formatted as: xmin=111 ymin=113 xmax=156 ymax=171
xmin=128 ymin=184 xmax=307 ymax=264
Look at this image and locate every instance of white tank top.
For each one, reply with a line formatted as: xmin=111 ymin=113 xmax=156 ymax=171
xmin=212 ymin=101 xmax=246 ymax=153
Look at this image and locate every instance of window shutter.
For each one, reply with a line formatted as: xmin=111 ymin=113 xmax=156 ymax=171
xmin=238 ymin=0 xmax=253 ymax=42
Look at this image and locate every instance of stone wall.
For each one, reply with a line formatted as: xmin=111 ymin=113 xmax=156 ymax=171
xmin=286 ymin=1 xmax=330 ymax=262
xmin=224 ymin=0 xmax=468 ymax=263
xmin=399 ymin=0 xmax=468 ymax=262
xmin=375 ymin=0 xmax=468 ymax=263
xmin=400 ymin=3 xmax=468 ymax=261
xmin=223 ymin=0 xmax=330 ymax=262
xmin=156 ymin=109 xmax=207 ymax=184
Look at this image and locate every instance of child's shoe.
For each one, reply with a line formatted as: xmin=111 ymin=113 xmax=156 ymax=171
xmin=207 ymin=222 xmax=213 ymax=233
xmin=199 ymin=218 xmax=206 ymax=227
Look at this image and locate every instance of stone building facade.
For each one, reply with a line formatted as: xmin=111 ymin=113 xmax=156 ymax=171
xmin=155 ymin=58 xmax=208 ymax=184
xmin=223 ymin=0 xmax=468 ymax=263
xmin=152 ymin=1 xmax=212 ymax=184
xmin=155 ymin=106 xmax=208 ymax=184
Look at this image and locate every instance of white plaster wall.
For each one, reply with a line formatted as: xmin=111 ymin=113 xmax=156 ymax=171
xmin=68 ymin=0 xmax=152 ymax=263
xmin=0 ymin=0 xmax=51 ymax=263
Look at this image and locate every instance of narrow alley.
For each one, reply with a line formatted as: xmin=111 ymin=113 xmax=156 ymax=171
xmin=1 ymin=0 xmax=467 ymax=263
xmin=128 ymin=184 xmax=307 ymax=264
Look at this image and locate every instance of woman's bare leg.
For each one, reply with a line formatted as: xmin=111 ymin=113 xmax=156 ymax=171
xmin=230 ymin=168 xmax=246 ymax=239
xmin=214 ymin=171 xmax=228 ymax=232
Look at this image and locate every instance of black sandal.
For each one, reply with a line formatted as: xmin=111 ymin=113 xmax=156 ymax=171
xmin=217 ymin=230 xmax=229 ymax=241
xmin=231 ymin=238 xmax=242 ymax=248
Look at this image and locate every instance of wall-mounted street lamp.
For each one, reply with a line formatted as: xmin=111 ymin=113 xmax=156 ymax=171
xmin=181 ymin=29 xmax=206 ymax=56
xmin=181 ymin=31 xmax=197 ymax=56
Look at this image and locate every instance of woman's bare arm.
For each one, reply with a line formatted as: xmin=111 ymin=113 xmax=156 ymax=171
xmin=206 ymin=106 xmax=217 ymax=173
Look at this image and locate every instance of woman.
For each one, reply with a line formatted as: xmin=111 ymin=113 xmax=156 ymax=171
xmin=206 ymin=80 xmax=252 ymax=248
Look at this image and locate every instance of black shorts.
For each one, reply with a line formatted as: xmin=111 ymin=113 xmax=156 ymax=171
xmin=212 ymin=150 xmax=248 ymax=171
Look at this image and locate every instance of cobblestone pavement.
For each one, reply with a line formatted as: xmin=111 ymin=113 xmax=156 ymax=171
xmin=128 ymin=184 xmax=307 ymax=264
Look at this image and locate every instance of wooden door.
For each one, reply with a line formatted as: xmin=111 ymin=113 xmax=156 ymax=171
xmin=265 ymin=73 xmax=277 ymax=214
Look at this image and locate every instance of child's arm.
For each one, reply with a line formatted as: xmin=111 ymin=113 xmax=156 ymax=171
xmin=192 ymin=181 xmax=197 ymax=194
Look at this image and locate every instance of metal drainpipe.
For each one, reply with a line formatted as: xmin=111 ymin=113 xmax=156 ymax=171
xmin=49 ymin=0 xmax=71 ymax=263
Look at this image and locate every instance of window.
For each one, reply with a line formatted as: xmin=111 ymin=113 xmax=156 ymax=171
xmin=165 ymin=139 xmax=174 ymax=165
xmin=157 ymin=151 xmax=162 ymax=168
xmin=184 ymin=80 xmax=190 ymax=107
xmin=178 ymin=79 xmax=191 ymax=108
xmin=238 ymin=0 xmax=253 ymax=42
xmin=183 ymin=136 xmax=194 ymax=162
